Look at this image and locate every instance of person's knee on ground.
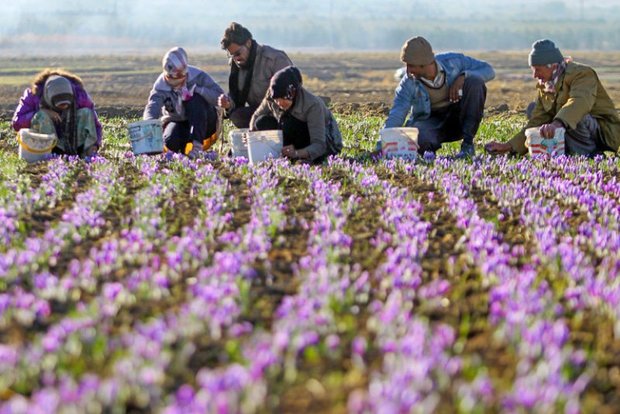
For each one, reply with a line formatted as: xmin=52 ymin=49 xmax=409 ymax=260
xmin=416 ymin=130 xmax=442 ymax=154
xmin=229 ymin=106 xmax=257 ymax=129
xmin=280 ymin=115 xmax=311 ymax=148
xmin=526 ymin=102 xmax=536 ymax=120
xmin=565 ymin=114 xmax=603 ymax=156
xmin=184 ymin=94 xmax=217 ymax=142
xmin=230 ymin=110 xmax=250 ymax=129
xmin=30 ymin=110 xmax=57 ymax=135
xmin=163 ymin=122 xmax=190 ymax=153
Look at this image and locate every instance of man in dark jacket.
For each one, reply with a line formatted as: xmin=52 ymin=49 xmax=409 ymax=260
xmin=218 ymin=22 xmax=293 ymax=128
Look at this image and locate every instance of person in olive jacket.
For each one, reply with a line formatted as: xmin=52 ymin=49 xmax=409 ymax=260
xmin=486 ymin=39 xmax=620 ymax=156
xmin=250 ymin=66 xmax=342 ymax=163
xmin=218 ymin=22 xmax=292 ymax=128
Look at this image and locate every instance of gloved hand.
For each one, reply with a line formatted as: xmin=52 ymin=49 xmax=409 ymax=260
xmin=181 ymin=84 xmax=197 ymax=102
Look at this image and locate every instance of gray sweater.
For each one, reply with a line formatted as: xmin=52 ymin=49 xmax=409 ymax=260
xmin=143 ymin=66 xmax=224 ymax=120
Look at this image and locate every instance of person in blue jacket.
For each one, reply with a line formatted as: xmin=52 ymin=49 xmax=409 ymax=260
xmin=384 ymin=36 xmax=495 ymax=158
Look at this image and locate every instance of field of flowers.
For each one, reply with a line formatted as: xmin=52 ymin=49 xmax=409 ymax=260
xmin=0 ymin=113 xmax=620 ymax=413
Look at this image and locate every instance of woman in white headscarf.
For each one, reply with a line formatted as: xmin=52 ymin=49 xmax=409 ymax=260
xmin=12 ymin=69 xmax=101 ymax=157
xmin=144 ymin=47 xmax=225 ymax=158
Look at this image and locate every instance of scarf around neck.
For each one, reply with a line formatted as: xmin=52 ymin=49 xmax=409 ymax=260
xmin=40 ymin=78 xmax=79 ymax=155
xmin=540 ymin=59 xmax=568 ymax=94
xmin=229 ymin=40 xmax=257 ymax=109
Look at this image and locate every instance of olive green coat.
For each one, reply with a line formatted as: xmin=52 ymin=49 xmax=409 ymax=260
xmin=509 ymin=61 xmax=620 ymax=154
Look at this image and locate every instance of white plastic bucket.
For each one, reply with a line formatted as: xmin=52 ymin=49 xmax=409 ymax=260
xmin=525 ymin=127 xmax=565 ymax=156
xmin=230 ymin=128 xmax=249 ymax=158
xmin=247 ymin=130 xmax=283 ymax=164
xmin=380 ymin=127 xmax=419 ymax=159
xmin=128 ymin=119 xmax=164 ymax=155
xmin=17 ymin=129 xmax=57 ymax=163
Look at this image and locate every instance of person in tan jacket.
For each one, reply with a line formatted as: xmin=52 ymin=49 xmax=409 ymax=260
xmin=218 ymin=22 xmax=293 ymax=128
xmin=250 ymin=66 xmax=342 ymax=164
xmin=486 ymin=39 xmax=620 ymax=156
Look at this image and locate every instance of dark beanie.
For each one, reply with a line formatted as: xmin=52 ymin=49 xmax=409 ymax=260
xmin=528 ymin=39 xmax=563 ymax=66
xmin=269 ymin=66 xmax=302 ymax=100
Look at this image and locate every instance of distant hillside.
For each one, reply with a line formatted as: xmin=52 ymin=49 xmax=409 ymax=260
xmin=1 ymin=0 xmax=619 ymax=53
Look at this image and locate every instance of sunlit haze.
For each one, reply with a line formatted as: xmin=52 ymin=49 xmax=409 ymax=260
xmin=1 ymin=0 xmax=619 ymax=54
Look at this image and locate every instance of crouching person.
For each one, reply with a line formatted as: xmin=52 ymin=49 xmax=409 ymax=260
xmin=250 ymin=66 xmax=342 ymax=163
xmin=12 ymin=69 xmax=102 ymax=157
xmin=384 ymin=36 xmax=495 ymax=158
xmin=486 ymin=39 xmax=620 ymax=156
xmin=144 ymin=47 xmax=224 ymax=158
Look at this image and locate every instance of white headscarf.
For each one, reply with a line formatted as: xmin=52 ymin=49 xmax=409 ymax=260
xmin=162 ymin=47 xmax=188 ymax=79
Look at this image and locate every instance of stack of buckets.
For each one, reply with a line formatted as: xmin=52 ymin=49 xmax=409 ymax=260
xmin=17 ymin=129 xmax=57 ymax=163
xmin=230 ymin=129 xmax=282 ymax=164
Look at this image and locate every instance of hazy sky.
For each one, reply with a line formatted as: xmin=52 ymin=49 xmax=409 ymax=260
xmin=1 ymin=0 xmax=619 ymax=54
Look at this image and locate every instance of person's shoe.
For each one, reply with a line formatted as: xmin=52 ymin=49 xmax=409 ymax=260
xmin=187 ymin=147 xmax=203 ymax=160
xmin=455 ymin=142 xmax=475 ymax=159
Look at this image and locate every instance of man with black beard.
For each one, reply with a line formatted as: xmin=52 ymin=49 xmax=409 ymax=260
xmin=218 ymin=22 xmax=293 ymax=128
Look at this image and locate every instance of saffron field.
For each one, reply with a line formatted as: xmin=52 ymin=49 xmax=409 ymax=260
xmin=0 ymin=113 xmax=619 ymax=413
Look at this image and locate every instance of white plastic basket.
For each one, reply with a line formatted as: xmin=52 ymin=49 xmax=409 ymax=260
xmin=380 ymin=127 xmax=419 ymax=159
xmin=525 ymin=127 xmax=565 ymax=156
xmin=230 ymin=128 xmax=249 ymax=158
xmin=247 ymin=130 xmax=283 ymax=164
xmin=128 ymin=119 xmax=164 ymax=155
xmin=17 ymin=129 xmax=57 ymax=163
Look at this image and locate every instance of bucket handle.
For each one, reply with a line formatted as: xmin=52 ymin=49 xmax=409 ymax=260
xmin=17 ymin=132 xmax=58 ymax=154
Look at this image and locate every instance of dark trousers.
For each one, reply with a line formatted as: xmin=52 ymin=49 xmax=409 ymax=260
xmin=164 ymin=94 xmax=217 ymax=153
xmin=415 ymin=76 xmax=487 ymax=153
xmin=229 ymin=105 xmax=259 ymax=129
xmin=254 ymin=113 xmax=311 ymax=149
xmin=254 ymin=114 xmax=327 ymax=164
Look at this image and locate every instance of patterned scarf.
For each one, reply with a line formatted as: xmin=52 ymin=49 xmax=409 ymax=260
xmin=540 ymin=59 xmax=569 ymax=94
xmin=418 ymin=65 xmax=446 ymax=89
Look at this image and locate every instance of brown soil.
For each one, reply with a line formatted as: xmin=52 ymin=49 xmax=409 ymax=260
xmin=1 ymin=51 xmax=620 ymax=122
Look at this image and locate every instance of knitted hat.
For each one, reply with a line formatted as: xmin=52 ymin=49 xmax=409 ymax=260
xmin=43 ymin=75 xmax=73 ymax=109
xmin=162 ymin=47 xmax=188 ymax=78
xmin=400 ymin=36 xmax=434 ymax=66
xmin=269 ymin=66 xmax=303 ymax=100
xmin=528 ymin=39 xmax=563 ymax=66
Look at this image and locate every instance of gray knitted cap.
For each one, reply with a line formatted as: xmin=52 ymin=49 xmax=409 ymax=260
xmin=528 ymin=39 xmax=563 ymax=66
